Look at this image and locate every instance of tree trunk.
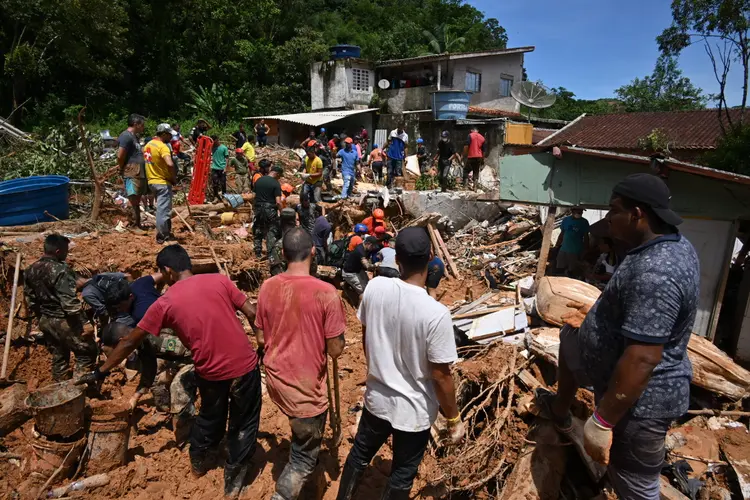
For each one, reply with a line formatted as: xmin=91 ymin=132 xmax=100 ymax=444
xmin=0 ymin=383 xmax=31 ymax=438
xmin=77 ymin=108 xmax=103 ymax=221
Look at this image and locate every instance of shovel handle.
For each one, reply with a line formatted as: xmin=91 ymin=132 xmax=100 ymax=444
xmin=2 ymin=253 xmax=22 ymax=380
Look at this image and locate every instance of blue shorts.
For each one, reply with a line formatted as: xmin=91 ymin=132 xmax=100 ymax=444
xmin=124 ymin=177 xmax=147 ymax=197
xmin=426 ymin=258 xmax=445 ymax=289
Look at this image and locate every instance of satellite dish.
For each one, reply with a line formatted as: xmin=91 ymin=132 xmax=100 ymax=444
xmin=378 ymin=79 xmax=391 ymax=90
xmin=511 ymin=81 xmax=557 ymax=111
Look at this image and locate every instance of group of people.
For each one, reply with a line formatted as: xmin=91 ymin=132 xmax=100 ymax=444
xmin=415 ymin=126 xmax=486 ymax=192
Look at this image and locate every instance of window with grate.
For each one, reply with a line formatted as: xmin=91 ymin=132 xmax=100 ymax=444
xmin=351 ymin=69 xmax=370 ymax=91
xmin=465 ymin=71 xmax=481 ymax=93
xmin=500 ymin=77 xmax=513 ymax=97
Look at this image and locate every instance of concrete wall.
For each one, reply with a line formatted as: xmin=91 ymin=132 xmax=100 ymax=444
xmin=311 ymin=60 xmax=375 ymax=110
xmin=400 ymin=191 xmax=504 ymax=229
xmin=380 ymin=87 xmax=437 ymax=114
xmin=448 ymin=53 xmax=524 ymax=111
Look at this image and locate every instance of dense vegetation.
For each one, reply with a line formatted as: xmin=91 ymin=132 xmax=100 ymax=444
xmin=0 ymin=0 xmax=507 ymax=130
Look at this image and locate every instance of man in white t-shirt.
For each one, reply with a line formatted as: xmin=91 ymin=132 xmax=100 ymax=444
xmin=336 ymin=227 xmax=464 ymax=500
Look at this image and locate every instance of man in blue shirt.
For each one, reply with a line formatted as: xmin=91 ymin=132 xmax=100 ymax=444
xmin=337 ymin=138 xmax=359 ymax=199
xmin=537 ymin=174 xmax=699 ymax=500
xmin=555 ymin=208 xmax=589 ymax=278
xmin=385 ymin=123 xmax=408 ymax=189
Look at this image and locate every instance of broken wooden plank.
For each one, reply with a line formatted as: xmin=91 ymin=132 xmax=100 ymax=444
xmin=426 ymin=223 xmax=451 ymax=281
xmin=533 ymin=206 xmax=556 ymax=289
xmin=516 ymin=369 xmax=542 ymax=391
xmin=688 ymin=335 xmax=750 ymax=400
xmin=451 ymin=306 xmax=513 ymax=320
xmin=433 ymin=225 xmax=460 ymax=279
xmin=660 ymin=476 xmax=690 ymax=500
xmin=0 ymin=384 xmax=31 ymax=438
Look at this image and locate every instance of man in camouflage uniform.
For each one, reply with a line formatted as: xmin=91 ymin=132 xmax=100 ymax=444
xmin=24 ymin=234 xmax=98 ymax=381
xmin=102 ymin=322 xmax=196 ymax=444
xmin=269 ymin=208 xmax=299 ymax=276
xmin=253 ymin=165 xmax=284 ymax=258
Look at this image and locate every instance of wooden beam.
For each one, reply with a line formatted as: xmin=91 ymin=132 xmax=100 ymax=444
xmin=432 ymin=224 xmax=460 ymax=279
xmin=533 ymin=206 xmax=557 ymax=290
xmin=426 ymin=223 xmax=451 ymax=281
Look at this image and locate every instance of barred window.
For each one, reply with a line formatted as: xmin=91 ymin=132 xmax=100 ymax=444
xmin=351 ymin=69 xmax=370 ymax=91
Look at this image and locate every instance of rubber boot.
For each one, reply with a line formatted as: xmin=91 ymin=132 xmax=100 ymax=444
xmin=190 ymin=452 xmax=210 ymax=478
xmin=335 ymin=463 xmax=365 ymax=500
xmin=224 ymin=463 xmax=249 ymax=499
xmin=379 ymin=484 xmax=411 ymax=500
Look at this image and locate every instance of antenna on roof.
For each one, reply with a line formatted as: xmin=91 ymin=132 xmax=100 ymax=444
xmin=511 ymin=81 xmax=557 ymax=122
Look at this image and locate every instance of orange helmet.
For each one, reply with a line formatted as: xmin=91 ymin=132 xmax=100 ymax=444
xmin=374 ymin=226 xmax=386 ymax=235
xmin=307 ymin=140 xmax=317 ymax=148
xmin=373 ymin=208 xmax=385 ymax=220
xmin=281 ymin=183 xmax=294 ymax=195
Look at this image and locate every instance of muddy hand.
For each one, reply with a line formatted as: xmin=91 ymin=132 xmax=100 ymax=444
xmin=444 ymin=419 xmax=465 ymax=445
xmin=74 ymin=367 xmax=107 ymax=386
xmin=560 ymin=301 xmax=592 ymax=328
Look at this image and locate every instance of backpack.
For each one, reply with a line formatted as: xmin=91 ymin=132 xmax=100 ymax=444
xmin=326 ymin=235 xmax=354 ymax=268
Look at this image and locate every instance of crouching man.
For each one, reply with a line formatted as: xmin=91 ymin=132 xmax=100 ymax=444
xmin=101 ymin=322 xmax=196 ymax=444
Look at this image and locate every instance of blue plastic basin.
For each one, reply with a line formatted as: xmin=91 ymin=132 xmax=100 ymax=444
xmin=432 ymin=91 xmax=473 ymax=120
xmin=0 ymin=175 xmax=70 ymax=226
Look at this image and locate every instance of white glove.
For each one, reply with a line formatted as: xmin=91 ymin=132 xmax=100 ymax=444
xmin=445 ymin=418 xmax=465 ymax=445
xmin=583 ymin=412 xmax=613 ymax=464
xmin=299 ymin=173 xmax=310 ymax=179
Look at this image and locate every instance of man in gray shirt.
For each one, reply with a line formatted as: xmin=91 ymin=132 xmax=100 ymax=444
xmin=118 ymin=114 xmax=146 ymax=228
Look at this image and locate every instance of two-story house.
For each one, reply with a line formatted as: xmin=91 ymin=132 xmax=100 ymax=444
xmin=310 ymin=46 xmax=534 ymax=114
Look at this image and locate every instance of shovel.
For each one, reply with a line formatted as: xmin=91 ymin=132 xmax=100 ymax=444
xmin=326 ymin=356 xmax=342 ymax=447
xmin=1 ymin=253 xmax=25 ymax=388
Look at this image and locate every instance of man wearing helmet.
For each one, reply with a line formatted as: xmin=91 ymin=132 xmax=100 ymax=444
xmin=348 ymin=224 xmax=369 ymax=252
xmin=362 ymin=208 xmax=387 ymax=237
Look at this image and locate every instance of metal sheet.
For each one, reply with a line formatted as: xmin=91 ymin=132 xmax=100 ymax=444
xmin=244 ymin=108 xmax=377 ymax=128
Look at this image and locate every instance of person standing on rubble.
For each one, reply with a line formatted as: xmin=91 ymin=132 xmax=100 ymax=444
xmin=337 ymin=228 xmax=464 ymax=500
xmin=426 ymin=255 xmax=445 ymax=299
xmin=337 ymin=138 xmax=359 ymax=199
xmin=386 ymin=123 xmax=408 ymax=189
xmin=145 ymin=123 xmax=178 ymax=244
xmin=555 ymin=208 xmax=590 ymax=278
xmin=435 ymin=131 xmax=461 ymax=192
xmin=253 ymin=165 xmax=284 ymax=258
xmin=255 ymin=119 xmax=270 ymax=147
xmin=295 ymin=193 xmax=318 ymax=235
xmin=117 ymin=113 xmax=147 ymax=228
xmin=300 ymin=143 xmax=324 ymax=203
xmin=341 ymin=236 xmax=378 ymax=304
xmin=416 ymin=138 xmax=429 ymax=174
xmin=232 ymin=123 xmax=248 ymax=150
xmin=210 ymin=135 xmax=229 ymax=203
xmin=24 ymin=234 xmax=98 ymax=382
xmin=536 ymin=173 xmax=699 ymax=500
xmin=76 ymin=245 xmax=264 ymax=499
xmin=256 ymin=227 xmax=347 ymax=500
xmin=368 ymin=144 xmax=384 ymax=184
xmin=463 ymin=126 xmax=485 ymax=191
xmin=312 ymin=213 xmax=332 ymax=265
xmin=230 ymin=148 xmax=251 ymax=194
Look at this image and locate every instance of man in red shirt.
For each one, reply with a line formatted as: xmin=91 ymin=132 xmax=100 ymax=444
xmin=76 ymin=245 xmax=263 ymax=499
xmin=361 ymin=208 xmax=387 ymax=236
xmin=463 ymin=126 xmax=486 ymax=191
xmin=256 ymin=227 xmax=347 ymax=500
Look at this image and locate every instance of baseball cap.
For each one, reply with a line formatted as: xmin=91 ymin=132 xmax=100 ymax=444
xmin=612 ymin=173 xmax=683 ymax=226
xmin=156 ymin=123 xmax=175 ymax=135
xmin=364 ymin=236 xmax=379 ymax=245
xmin=345 ymin=137 xmax=353 ymax=144
xmin=441 ymin=131 xmax=449 ymax=138
xmin=307 ymin=140 xmax=317 ymax=148
xmin=395 ymin=227 xmax=431 ymax=259
xmin=235 ymin=148 xmax=243 ymax=154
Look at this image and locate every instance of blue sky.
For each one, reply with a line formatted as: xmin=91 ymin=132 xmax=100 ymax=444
xmin=468 ymin=0 xmax=745 ymax=105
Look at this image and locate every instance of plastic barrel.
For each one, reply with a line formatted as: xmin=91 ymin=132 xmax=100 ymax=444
xmin=431 ymin=91 xmax=473 ymax=120
xmin=0 ymin=175 xmax=70 ymax=226
xmin=330 ymin=45 xmax=361 ymax=59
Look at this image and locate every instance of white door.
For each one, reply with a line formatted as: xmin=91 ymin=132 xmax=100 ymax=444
xmin=680 ymin=219 xmax=734 ymax=337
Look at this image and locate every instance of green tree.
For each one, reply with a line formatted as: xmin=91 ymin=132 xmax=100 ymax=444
xmin=657 ymin=0 xmax=749 ymax=121
xmin=423 ymin=24 xmax=467 ymax=55
xmin=703 ymin=123 xmax=750 ymax=175
xmin=615 ymin=56 xmax=707 ymax=112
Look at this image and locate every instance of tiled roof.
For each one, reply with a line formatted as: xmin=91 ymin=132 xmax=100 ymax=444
xmin=538 ymin=109 xmax=745 ymax=150
xmin=532 ymin=128 xmax=556 ymax=144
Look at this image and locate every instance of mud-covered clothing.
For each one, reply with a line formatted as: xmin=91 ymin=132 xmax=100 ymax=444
xmin=137 ymin=330 xmax=192 ymax=391
xmin=416 ymin=145 xmax=429 ymax=173
xmin=81 ymin=272 xmax=127 ymax=318
xmin=296 ymin=204 xmax=317 ymax=234
xmin=40 ymin=316 xmax=98 ymax=381
xmin=254 ymin=204 xmax=281 ymax=258
xmin=25 ymin=256 xmax=82 ymax=319
xmin=272 ymin=411 xmax=327 ymax=500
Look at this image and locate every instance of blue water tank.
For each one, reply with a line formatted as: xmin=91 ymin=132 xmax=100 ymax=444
xmin=330 ymin=45 xmax=361 ymax=59
xmin=431 ymin=91 xmax=473 ymax=120
xmin=0 ymin=175 xmax=70 ymax=226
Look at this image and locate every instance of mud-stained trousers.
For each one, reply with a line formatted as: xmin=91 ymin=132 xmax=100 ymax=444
xmin=271 ymin=411 xmax=328 ymax=500
xmin=39 ymin=315 xmax=98 ymax=381
xmin=253 ymin=203 xmax=281 ymax=258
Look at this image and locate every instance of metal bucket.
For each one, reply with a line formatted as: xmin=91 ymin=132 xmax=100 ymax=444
xmin=29 ymin=430 xmax=86 ymax=480
xmin=86 ymin=400 xmax=131 ymax=474
xmin=25 ymin=382 xmax=85 ymax=438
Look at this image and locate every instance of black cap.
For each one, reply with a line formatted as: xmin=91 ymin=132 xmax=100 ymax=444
xmin=612 ymin=173 xmax=683 ymax=226
xmin=364 ymin=236 xmax=379 ymax=245
xmin=395 ymin=227 xmax=431 ymax=259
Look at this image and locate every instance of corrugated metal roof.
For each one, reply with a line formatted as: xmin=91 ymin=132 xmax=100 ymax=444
xmin=377 ymin=46 xmax=535 ymax=68
xmin=245 ymin=108 xmax=377 ymax=127
xmin=538 ymin=109 xmax=744 ymax=150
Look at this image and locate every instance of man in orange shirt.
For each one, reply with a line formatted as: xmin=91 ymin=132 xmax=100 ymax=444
xmin=361 ymin=208 xmax=387 ymax=236
xmin=463 ymin=126 xmax=486 ymax=191
xmin=256 ymin=228 xmax=346 ymax=500
xmin=348 ymin=224 xmax=369 ymax=252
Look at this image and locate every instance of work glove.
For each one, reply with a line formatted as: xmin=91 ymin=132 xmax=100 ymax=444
xmin=583 ymin=412 xmax=614 ymax=465
xmin=445 ymin=417 xmax=465 ymax=445
xmin=299 ymin=173 xmax=310 ymax=179
xmin=74 ymin=367 xmax=108 ymax=386
xmin=560 ymin=300 xmax=593 ymax=329
xmin=129 ymin=388 xmax=147 ymax=411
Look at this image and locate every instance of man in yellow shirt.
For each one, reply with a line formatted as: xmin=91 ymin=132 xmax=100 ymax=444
xmin=144 ymin=123 xmax=178 ymax=244
xmin=300 ymin=141 xmax=323 ymax=203
xmin=241 ymin=136 xmax=256 ymax=173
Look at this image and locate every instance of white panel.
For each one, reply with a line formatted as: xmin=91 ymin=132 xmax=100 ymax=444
xmin=680 ymin=219 xmax=733 ymax=337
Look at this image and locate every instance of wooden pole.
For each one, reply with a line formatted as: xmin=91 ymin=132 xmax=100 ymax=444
xmin=426 ymin=224 xmax=451 ymax=281
xmin=172 ymin=209 xmax=194 ymax=234
xmin=533 ymin=206 xmax=557 ymax=290
xmin=77 ymin=107 xmax=103 ymax=221
xmin=1 ymin=253 xmax=22 ymax=380
xmin=209 ymin=245 xmax=226 ymax=276
xmin=434 ymin=226 xmax=459 ymax=279
xmin=332 ymin=358 xmax=342 ymax=446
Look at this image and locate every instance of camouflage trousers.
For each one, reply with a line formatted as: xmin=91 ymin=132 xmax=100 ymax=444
xmin=39 ymin=315 xmax=98 ymax=381
xmin=152 ymin=361 xmax=197 ymax=416
xmin=253 ymin=204 xmax=281 ymax=258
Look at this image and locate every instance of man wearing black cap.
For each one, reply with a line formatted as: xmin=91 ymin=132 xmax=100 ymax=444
xmin=536 ymin=173 xmax=699 ymax=500
xmin=336 ymin=227 xmax=464 ymax=500
xmin=253 ymin=165 xmax=284 ymax=258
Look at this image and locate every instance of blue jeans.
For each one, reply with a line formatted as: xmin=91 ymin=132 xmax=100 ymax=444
xmin=149 ymin=183 xmax=173 ymax=242
xmin=302 ymin=182 xmax=322 ymax=203
xmin=342 ymin=173 xmax=354 ymax=199
xmin=387 ymin=159 xmax=403 ymax=187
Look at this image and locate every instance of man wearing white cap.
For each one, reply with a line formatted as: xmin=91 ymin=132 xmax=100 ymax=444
xmin=145 ymin=123 xmax=178 ymax=244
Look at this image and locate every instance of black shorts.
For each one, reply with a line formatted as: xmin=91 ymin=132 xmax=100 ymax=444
xmin=426 ymin=260 xmax=445 ymax=289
